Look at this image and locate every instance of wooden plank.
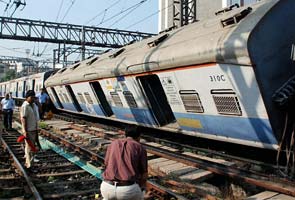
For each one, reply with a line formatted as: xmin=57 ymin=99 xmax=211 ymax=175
xmin=148 ymin=157 xmax=169 ymax=165
xmin=179 ymin=169 xmax=213 ymax=182
xmin=160 ymin=163 xmax=196 ymax=175
xmin=150 ymin=160 xmax=177 ymax=170
xmin=104 ymin=131 xmax=120 ymax=136
xmin=160 ymin=146 xmax=179 ymax=152
xmin=268 ymin=194 xmax=295 ymax=200
xmin=245 ymin=191 xmax=278 ymax=200
xmin=145 ymin=142 xmax=163 ymax=148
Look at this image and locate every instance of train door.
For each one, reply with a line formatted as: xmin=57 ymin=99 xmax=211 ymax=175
xmin=50 ymin=87 xmax=64 ymax=109
xmin=16 ymin=82 xmax=19 ymax=97
xmin=32 ymin=79 xmax=35 ymax=91
xmin=65 ymin=85 xmax=82 ymax=112
xmin=89 ymin=82 xmax=113 ymax=116
xmin=136 ymin=74 xmax=176 ymax=126
xmin=23 ymin=81 xmax=26 ymax=98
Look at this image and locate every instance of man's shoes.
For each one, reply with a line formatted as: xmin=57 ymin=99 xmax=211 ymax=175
xmin=33 ymin=158 xmax=40 ymax=162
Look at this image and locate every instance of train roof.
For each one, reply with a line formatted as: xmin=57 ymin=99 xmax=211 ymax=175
xmin=46 ymin=0 xmax=279 ymax=86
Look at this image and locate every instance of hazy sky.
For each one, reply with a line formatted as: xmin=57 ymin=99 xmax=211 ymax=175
xmin=0 ymin=0 xmax=158 ymax=60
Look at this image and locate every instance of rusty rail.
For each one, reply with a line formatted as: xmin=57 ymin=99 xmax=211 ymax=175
xmin=0 ymin=132 xmax=42 ymax=200
xmin=144 ymin=144 xmax=295 ymax=197
xmin=40 ymin=129 xmax=187 ymax=199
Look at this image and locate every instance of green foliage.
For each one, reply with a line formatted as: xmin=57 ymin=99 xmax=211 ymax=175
xmin=1 ymin=69 xmax=16 ymax=81
xmin=39 ymin=121 xmax=48 ymax=129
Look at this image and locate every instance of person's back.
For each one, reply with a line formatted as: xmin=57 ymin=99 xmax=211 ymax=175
xmin=1 ymin=93 xmax=15 ymax=130
xmin=101 ymin=125 xmax=147 ymax=200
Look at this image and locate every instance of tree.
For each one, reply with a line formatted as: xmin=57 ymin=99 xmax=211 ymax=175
xmin=1 ymin=69 xmax=16 ymax=81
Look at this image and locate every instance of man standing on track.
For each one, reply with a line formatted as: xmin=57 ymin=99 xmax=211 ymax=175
xmin=100 ymin=125 xmax=148 ymax=200
xmin=20 ymin=90 xmax=40 ymax=169
xmin=36 ymin=88 xmax=49 ymax=120
xmin=0 ymin=93 xmax=15 ymax=130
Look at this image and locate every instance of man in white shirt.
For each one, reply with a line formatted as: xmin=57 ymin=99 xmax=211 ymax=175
xmin=20 ymin=90 xmax=40 ymax=169
xmin=36 ymin=88 xmax=49 ymax=120
xmin=0 ymin=93 xmax=15 ymax=130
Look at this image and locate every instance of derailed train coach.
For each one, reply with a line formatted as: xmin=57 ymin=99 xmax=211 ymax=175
xmin=45 ymin=0 xmax=295 ymax=150
xmin=0 ymin=71 xmax=54 ymax=104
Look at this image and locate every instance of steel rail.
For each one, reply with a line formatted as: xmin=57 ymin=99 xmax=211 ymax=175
xmin=39 ymin=129 xmax=188 ymax=200
xmin=144 ymin=144 xmax=295 ymax=197
xmin=0 ymin=132 xmax=42 ymax=200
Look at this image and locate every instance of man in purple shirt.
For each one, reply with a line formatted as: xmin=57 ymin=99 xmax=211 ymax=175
xmin=100 ymin=125 xmax=148 ymax=200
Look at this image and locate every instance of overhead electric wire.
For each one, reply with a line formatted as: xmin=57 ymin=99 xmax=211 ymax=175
xmin=125 ymin=2 xmax=173 ymax=29
xmin=60 ymin=0 xmax=76 ymax=23
xmin=108 ymin=0 xmax=149 ymax=28
xmin=84 ymin=0 xmax=121 ymax=25
xmin=96 ymin=0 xmax=148 ymax=26
xmin=55 ymin=0 xmax=64 ymax=22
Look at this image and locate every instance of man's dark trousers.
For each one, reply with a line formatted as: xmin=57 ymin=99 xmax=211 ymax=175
xmin=3 ymin=109 xmax=13 ymax=129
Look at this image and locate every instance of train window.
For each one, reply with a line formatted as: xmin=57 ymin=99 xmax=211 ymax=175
xmin=179 ymin=90 xmax=204 ymax=113
xmin=109 ymin=48 xmax=125 ymax=59
xmin=110 ymin=92 xmax=123 ymax=107
xmin=70 ymin=63 xmax=80 ymax=70
xmin=211 ymin=89 xmax=242 ymax=116
xmin=58 ymin=68 xmax=67 ymax=74
xmin=77 ymin=93 xmax=86 ymax=104
xmin=65 ymin=85 xmax=83 ymax=112
xmin=63 ymin=93 xmax=70 ymax=103
xmin=147 ymin=34 xmax=168 ymax=48
xmin=87 ymin=57 xmax=98 ymax=65
xmin=84 ymin=92 xmax=94 ymax=104
xmin=58 ymin=93 xmax=65 ymax=103
xmin=123 ymin=91 xmax=138 ymax=108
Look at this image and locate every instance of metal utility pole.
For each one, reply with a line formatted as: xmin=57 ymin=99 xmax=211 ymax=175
xmin=173 ymin=0 xmax=197 ymax=27
xmin=159 ymin=0 xmax=197 ymax=32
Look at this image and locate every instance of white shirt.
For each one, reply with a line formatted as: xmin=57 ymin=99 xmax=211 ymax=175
xmin=1 ymin=98 xmax=15 ymax=110
xmin=20 ymin=101 xmax=40 ymax=131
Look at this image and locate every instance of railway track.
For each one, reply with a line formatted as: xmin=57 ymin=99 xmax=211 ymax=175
xmin=5 ymin=110 xmax=294 ymax=199
xmin=26 ymin=113 xmax=295 ymax=199
xmin=0 ymin=129 xmax=101 ymax=199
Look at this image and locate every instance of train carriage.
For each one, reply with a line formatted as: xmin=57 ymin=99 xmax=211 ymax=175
xmin=45 ymin=0 xmax=295 ymax=150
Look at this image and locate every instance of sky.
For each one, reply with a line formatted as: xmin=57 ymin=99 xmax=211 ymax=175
xmin=0 ymin=0 xmax=159 ymax=61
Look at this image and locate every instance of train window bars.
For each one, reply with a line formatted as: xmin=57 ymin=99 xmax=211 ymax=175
xmin=123 ymin=91 xmax=138 ymax=108
xmin=211 ymin=89 xmax=242 ymax=116
xmin=220 ymin=7 xmax=252 ymax=27
xmin=215 ymin=3 xmax=239 ymax=15
xmin=179 ymin=90 xmax=204 ymax=113
xmin=84 ymin=92 xmax=94 ymax=104
xmin=110 ymin=92 xmax=123 ymax=107
xmin=58 ymin=92 xmax=65 ymax=103
xmin=147 ymin=33 xmax=169 ymax=48
xmin=63 ymin=93 xmax=70 ymax=103
xmin=77 ymin=93 xmax=86 ymax=104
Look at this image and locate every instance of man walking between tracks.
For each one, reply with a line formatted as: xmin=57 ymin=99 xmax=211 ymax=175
xmin=101 ymin=125 xmax=148 ymax=200
xmin=0 ymin=93 xmax=15 ymax=130
xmin=20 ymin=90 xmax=40 ymax=169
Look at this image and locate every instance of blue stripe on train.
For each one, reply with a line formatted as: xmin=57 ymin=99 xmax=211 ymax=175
xmin=111 ymin=107 xmax=277 ymax=145
xmin=111 ymin=107 xmax=157 ymax=125
xmin=173 ymin=113 xmax=277 ymax=145
xmin=56 ymin=102 xmax=277 ymax=145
